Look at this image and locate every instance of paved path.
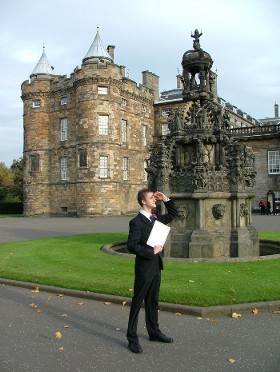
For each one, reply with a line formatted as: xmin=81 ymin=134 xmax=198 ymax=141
xmin=0 ymin=215 xmax=279 ymax=371
xmin=0 ymin=214 xmax=279 ymax=243
xmin=1 ymin=285 xmax=280 ymax=372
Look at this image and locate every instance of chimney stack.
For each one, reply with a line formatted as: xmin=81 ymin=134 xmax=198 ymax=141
xmin=107 ymin=45 xmax=115 ymax=61
xmin=274 ymin=102 xmax=279 ymax=118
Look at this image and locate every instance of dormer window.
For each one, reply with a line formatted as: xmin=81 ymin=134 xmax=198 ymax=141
xmin=33 ymin=99 xmax=41 ymax=108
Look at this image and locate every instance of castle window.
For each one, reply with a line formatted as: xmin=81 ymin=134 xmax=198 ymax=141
xmin=144 ymin=160 xmax=148 ymax=181
xmin=99 ymin=156 xmax=109 ymax=178
xmin=121 ymin=119 xmax=127 ymax=143
xmin=61 ymin=97 xmax=67 ymax=105
xmin=100 ymin=156 xmax=109 ymax=178
xmin=30 ymin=154 xmax=40 ymax=172
xmin=60 ymin=157 xmax=68 ymax=180
xmin=268 ymin=151 xmax=280 ymax=174
xmin=60 ymin=118 xmax=68 ymax=141
xmin=79 ymin=148 xmax=87 ymax=167
xmin=121 ymin=98 xmax=127 ymax=107
xmin=142 ymin=125 xmax=147 ymax=146
xmin=162 ymin=123 xmax=170 ymax=136
xmin=98 ymin=115 xmax=109 ymax=135
xmin=33 ymin=99 xmax=41 ymax=108
xmin=98 ymin=86 xmax=109 ymax=95
xmin=122 ymin=157 xmax=129 ymax=180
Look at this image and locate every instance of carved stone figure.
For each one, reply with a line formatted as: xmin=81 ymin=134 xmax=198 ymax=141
xmin=212 ymin=204 xmax=225 ymax=219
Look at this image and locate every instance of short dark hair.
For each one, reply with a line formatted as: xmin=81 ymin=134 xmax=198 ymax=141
xmin=137 ymin=188 xmax=153 ymax=207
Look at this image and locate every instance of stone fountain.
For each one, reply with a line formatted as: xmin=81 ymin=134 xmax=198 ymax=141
xmin=147 ymin=30 xmax=259 ymax=258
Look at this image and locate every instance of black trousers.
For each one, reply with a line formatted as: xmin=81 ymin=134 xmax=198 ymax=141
xmin=126 ymin=271 xmax=161 ymax=343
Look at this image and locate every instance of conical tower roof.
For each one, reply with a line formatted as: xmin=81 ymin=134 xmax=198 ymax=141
xmin=31 ymin=47 xmax=53 ymax=76
xmin=83 ymin=28 xmax=113 ymax=63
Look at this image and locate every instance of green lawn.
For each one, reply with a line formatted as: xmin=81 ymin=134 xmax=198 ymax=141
xmin=0 ymin=232 xmax=279 ymax=307
xmin=0 ymin=214 xmax=23 ymax=218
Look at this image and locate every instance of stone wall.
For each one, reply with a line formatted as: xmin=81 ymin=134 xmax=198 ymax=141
xmin=22 ymin=60 xmax=155 ymax=216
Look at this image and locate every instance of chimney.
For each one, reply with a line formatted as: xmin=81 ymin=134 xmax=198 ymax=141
xmin=274 ymin=102 xmax=279 ymax=118
xmin=176 ymin=74 xmax=183 ymax=89
xmin=107 ymin=45 xmax=115 ymax=61
xmin=142 ymin=70 xmax=159 ymax=101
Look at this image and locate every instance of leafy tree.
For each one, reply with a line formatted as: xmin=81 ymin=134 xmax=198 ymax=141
xmin=0 ymin=162 xmax=13 ymax=201
xmin=10 ymin=158 xmax=24 ymax=202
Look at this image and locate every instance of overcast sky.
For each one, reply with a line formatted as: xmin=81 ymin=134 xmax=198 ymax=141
xmin=1 ymin=0 xmax=279 ymax=166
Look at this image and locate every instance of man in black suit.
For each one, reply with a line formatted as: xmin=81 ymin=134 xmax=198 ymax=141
xmin=126 ymin=188 xmax=178 ymax=354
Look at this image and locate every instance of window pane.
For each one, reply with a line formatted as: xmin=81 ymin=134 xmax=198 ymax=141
xmin=98 ymin=115 xmax=109 ymax=135
xmin=268 ymin=151 xmax=280 ymax=174
xmin=61 ymin=157 xmax=68 ymax=180
xmin=98 ymin=86 xmax=108 ymax=95
xmin=162 ymin=123 xmax=170 ymax=135
xmin=33 ymin=100 xmax=41 ymax=108
xmin=144 ymin=160 xmax=148 ymax=181
xmin=79 ymin=149 xmax=87 ymax=167
xmin=123 ymin=157 xmax=128 ymax=180
xmin=30 ymin=154 xmax=40 ymax=172
xmin=121 ymin=98 xmax=127 ymax=107
xmin=122 ymin=119 xmax=127 ymax=143
xmin=100 ymin=156 xmax=108 ymax=178
xmin=61 ymin=118 xmax=68 ymax=141
xmin=142 ymin=125 xmax=147 ymax=145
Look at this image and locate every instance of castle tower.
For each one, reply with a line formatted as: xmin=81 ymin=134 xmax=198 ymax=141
xmin=22 ymin=30 xmax=157 ymax=216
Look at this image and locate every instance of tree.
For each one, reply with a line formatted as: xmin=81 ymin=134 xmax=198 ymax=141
xmin=0 ymin=162 xmax=13 ymax=201
xmin=10 ymin=158 xmax=24 ymax=202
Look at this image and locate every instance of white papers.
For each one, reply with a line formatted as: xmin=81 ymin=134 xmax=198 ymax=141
xmin=146 ymin=220 xmax=170 ymax=248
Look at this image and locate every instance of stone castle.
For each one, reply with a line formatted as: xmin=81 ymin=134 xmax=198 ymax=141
xmin=21 ymin=29 xmax=263 ymax=216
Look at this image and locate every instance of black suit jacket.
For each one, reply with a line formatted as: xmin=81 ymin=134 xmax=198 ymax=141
xmin=127 ymin=199 xmax=178 ymax=278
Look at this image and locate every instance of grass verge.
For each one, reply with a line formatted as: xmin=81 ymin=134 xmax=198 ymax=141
xmin=0 ymin=232 xmax=279 ymax=307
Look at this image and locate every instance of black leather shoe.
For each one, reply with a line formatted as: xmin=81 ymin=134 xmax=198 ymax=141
xmin=128 ymin=342 xmax=143 ymax=354
xmin=149 ymin=333 xmax=173 ymax=343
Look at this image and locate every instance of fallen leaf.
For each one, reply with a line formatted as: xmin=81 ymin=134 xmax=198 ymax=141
xmin=57 ymin=294 xmax=64 ymax=297
xmin=58 ymin=346 xmax=64 ymax=351
xmin=197 ymin=317 xmax=203 ymax=320
xmin=115 ymin=327 xmax=121 ymax=331
xmin=104 ymin=302 xmax=112 ymax=305
xmin=272 ymin=310 xmax=280 ymax=314
xmin=78 ymin=302 xmax=85 ymax=306
xmin=63 ymin=325 xmax=69 ymax=328
xmin=55 ymin=332 xmax=62 ymax=339
xmin=188 ymin=280 xmax=194 ymax=283
xmin=29 ymin=303 xmax=38 ymax=309
xmin=122 ymin=301 xmax=127 ymax=306
xmin=128 ymin=288 xmax=133 ymax=292
xmin=252 ymin=308 xmax=258 ymax=315
xmin=32 ymin=286 xmax=40 ymax=293
xmin=61 ymin=313 xmax=68 ymax=317
xmin=175 ymin=312 xmax=181 ymax=316
xmin=228 ymin=358 xmax=236 ymax=364
xmin=36 ymin=309 xmax=42 ymax=314
xmin=231 ymin=312 xmax=241 ymax=318
xmin=211 ymin=319 xmax=217 ymax=324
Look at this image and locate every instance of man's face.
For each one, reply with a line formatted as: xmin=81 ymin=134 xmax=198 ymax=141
xmin=142 ymin=192 xmax=156 ymax=210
